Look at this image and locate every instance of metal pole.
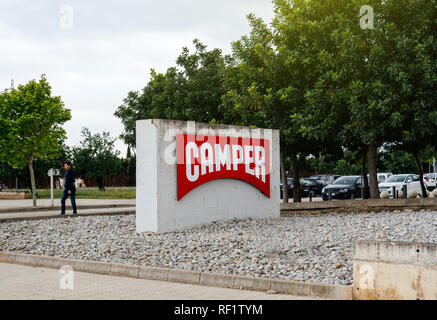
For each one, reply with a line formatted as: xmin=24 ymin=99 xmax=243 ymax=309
xmin=50 ymin=169 xmax=54 ymax=207
xmin=15 ymin=174 xmax=18 ymax=193
xmin=432 ymin=157 xmax=435 ymax=173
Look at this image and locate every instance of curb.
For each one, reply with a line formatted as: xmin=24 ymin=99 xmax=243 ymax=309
xmin=0 ymin=209 xmax=135 ymax=223
xmin=0 ymin=204 xmax=135 ymax=214
xmin=281 ymin=198 xmax=437 ymax=214
xmin=0 ymin=251 xmax=352 ymax=300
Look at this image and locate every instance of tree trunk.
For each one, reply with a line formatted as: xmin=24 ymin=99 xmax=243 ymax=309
xmin=367 ymin=144 xmax=380 ymax=199
xmin=28 ymin=158 xmax=37 ymax=208
xmin=291 ymin=152 xmax=301 ymax=202
xmin=287 ymin=161 xmax=293 ymax=178
xmin=413 ymin=153 xmax=428 ymax=198
xmin=97 ymin=176 xmax=105 ymax=191
xmin=280 ymin=153 xmax=289 ymax=203
xmin=361 ymin=149 xmax=370 ymax=199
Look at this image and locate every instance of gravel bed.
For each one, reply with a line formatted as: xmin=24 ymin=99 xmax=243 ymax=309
xmin=1 ymin=210 xmax=436 ymax=286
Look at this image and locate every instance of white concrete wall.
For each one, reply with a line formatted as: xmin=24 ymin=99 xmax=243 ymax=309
xmin=353 ymin=240 xmax=437 ymax=300
xmin=136 ymin=119 xmax=280 ymax=233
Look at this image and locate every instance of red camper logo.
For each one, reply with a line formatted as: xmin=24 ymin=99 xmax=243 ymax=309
xmin=176 ymin=134 xmax=270 ymax=200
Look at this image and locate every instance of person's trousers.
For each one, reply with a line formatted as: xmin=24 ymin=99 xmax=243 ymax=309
xmin=61 ymin=188 xmax=77 ymax=214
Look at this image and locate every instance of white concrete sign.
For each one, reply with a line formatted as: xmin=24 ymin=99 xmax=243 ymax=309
xmin=136 ymin=119 xmax=280 ymax=233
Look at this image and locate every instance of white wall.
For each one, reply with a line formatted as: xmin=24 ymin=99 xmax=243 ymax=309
xmin=136 ymin=119 xmax=280 ymax=233
xmin=353 ymin=240 xmax=437 ymax=300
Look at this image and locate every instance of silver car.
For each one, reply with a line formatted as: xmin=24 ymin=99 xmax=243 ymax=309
xmin=424 ymin=173 xmax=437 ymax=191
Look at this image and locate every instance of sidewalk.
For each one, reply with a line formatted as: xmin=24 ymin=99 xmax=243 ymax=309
xmin=0 ymin=199 xmax=135 ymax=221
xmin=0 ymin=263 xmax=323 ymax=300
xmin=0 ymin=198 xmax=135 ymax=210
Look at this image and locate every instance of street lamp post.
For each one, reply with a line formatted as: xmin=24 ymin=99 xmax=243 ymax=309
xmin=48 ymin=169 xmax=60 ymax=207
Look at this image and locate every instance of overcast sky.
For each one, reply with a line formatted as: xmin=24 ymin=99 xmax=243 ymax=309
xmin=0 ymin=0 xmax=275 ymax=155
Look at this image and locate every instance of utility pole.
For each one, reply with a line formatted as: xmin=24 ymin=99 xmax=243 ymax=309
xmin=432 ymin=157 xmax=435 ymax=173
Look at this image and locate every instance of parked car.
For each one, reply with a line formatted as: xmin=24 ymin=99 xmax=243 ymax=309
xmin=280 ymin=178 xmax=320 ymax=198
xmin=378 ymin=174 xmax=424 ymax=197
xmin=280 ymin=178 xmax=293 ymax=199
xmin=424 ymin=173 xmax=437 ymax=191
xmin=321 ymin=175 xmax=363 ymax=200
xmin=304 ymin=178 xmax=325 ymax=196
xmin=309 ymin=174 xmax=341 ymax=186
xmin=377 ymin=172 xmax=393 ymax=183
xmin=367 ymin=172 xmax=393 ymax=184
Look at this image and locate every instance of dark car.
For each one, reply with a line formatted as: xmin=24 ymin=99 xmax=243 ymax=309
xmin=304 ymin=178 xmax=325 ymax=196
xmin=280 ymin=178 xmax=317 ymax=198
xmin=321 ymin=175 xmax=363 ymax=200
xmin=280 ymin=178 xmax=293 ymax=199
xmin=309 ymin=174 xmax=341 ymax=186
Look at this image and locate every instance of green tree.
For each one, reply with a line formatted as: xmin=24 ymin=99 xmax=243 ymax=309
xmin=0 ymin=75 xmax=71 ymax=206
xmin=71 ymin=128 xmax=122 ymax=191
xmin=380 ymin=0 xmax=437 ymax=197
xmin=221 ymin=9 xmax=326 ymax=202
xmin=296 ymin=0 xmax=436 ymax=198
xmin=114 ymin=39 xmax=228 ymax=149
xmin=379 ymin=150 xmax=417 ymax=174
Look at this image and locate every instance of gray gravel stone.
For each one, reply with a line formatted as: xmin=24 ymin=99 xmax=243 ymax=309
xmin=1 ymin=210 xmax=436 ymax=285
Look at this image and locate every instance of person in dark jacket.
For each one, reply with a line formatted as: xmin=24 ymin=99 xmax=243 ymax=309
xmin=60 ymin=161 xmax=77 ymax=215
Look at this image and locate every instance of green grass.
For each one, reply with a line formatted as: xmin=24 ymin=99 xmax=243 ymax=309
xmin=29 ymin=187 xmax=136 ymax=199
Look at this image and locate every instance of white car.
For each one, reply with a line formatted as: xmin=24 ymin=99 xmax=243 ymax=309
xmin=367 ymin=172 xmax=393 ymax=184
xmin=378 ymin=174 xmax=424 ymax=197
xmin=377 ymin=172 xmax=393 ymax=183
xmin=424 ymin=173 xmax=437 ymax=191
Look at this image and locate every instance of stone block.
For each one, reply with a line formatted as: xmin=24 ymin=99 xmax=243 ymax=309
xmin=84 ymin=260 xmax=111 ymax=274
xmin=310 ymin=283 xmax=352 ymax=300
xmin=0 ymin=252 xmax=16 ymax=264
xmin=269 ymin=279 xmax=310 ymax=296
xmin=14 ymin=253 xmax=39 ymax=266
xmin=138 ymin=266 xmax=169 ymax=281
xmin=167 ymin=269 xmax=201 ymax=284
xmin=199 ymin=272 xmax=234 ymax=288
xmin=110 ymin=263 xmax=139 ymax=278
xmin=233 ymin=275 xmax=271 ymax=292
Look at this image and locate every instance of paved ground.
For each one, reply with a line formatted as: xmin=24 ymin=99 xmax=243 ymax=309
xmin=0 ymin=197 xmax=322 ymax=221
xmin=0 ymin=198 xmax=135 ymax=221
xmin=0 ymin=263 xmax=323 ymax=300
xmin=1 ymin=197 xmax=321 ymax=208
xmin=0 ymin=198 xmax=135 ymax=209
xmin=0 ymin=207 xmax=135 ymax=221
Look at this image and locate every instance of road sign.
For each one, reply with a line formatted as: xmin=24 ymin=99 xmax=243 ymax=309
xmin=48 ymin=169 xmax=61 ymax=176
xmin=47 ymin=168 xmax=60 ymax=207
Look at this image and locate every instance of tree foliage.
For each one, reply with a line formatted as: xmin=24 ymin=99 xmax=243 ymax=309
xmin=115 ymin=0 xmax=436 ymax=200
xmin=114 ymin=39 xmax=228 ymax=148
xmin=71 ymin=128 xmax=122 ymax=191
xmin=0 ymin=75 xmax=71 ymax=206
